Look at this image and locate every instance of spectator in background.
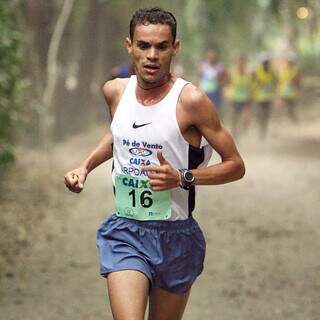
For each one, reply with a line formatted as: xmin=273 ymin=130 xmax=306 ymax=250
xmin=199 ymin=49 xmax=228 ymax=113
xmin=252 ymin=53 xmax=277 ymax=140
xmin=110 ymin=61 xmax=134 ymax=79
xmin=229 ymin=55 xmax=252 ymax=137
xmin=276 ymin=52 xmax=301 ymax=123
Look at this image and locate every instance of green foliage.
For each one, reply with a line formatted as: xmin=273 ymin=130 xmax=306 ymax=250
xmin=0 ymin=2 xmax=23 ymax=169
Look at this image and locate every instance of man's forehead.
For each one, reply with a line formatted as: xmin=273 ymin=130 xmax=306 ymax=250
xmin=133 ymin=23 xmax=173 ymax=43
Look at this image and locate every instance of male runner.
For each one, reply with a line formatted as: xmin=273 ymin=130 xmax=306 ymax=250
xmin=252 ymin=53 xmax=277 ymax=140
xmin=64 ymin=7 xmax=245 ymax=320
xmin=199 ymin=49 xmax=228 ymax=111
xmin=229 ymin=55 xmax=252 ymax=137
xmin=277 ymin=52 xmax=301 ymax=123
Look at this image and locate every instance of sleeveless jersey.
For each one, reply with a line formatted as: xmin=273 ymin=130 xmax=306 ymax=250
xmin=230 ymin=69 xmax=252 ymax=103
xmin=253 ymin=66 xmax=275 ymax=102
xmin=110 ymin=75 xmax=213 ymax=221
xmin=278 ymin=65 xmax=299 ymax=99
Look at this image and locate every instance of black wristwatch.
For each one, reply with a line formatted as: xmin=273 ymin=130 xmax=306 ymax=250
xmin=178 ymin=169 xmax=195 ymax=190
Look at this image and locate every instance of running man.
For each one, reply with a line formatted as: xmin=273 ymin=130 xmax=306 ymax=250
xmin=277 ymin=52 xmax=301 ymax=123
xmin=252 ymin=53 xmax=277 ymax=139
xmin=199 ymin=49 xmax=228 ymax=112
xmin=64 ymin=7 xmax=245 ymax=320
xmin=229 ymin=55 xmax=252 ymax=137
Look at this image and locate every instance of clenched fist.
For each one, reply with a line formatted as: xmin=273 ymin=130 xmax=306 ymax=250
xmin=64 ymin=167 xmax=88 ymax=193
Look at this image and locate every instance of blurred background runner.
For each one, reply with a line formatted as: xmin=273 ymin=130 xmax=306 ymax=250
xmin=228 ymin=55 xmax=253 ymax=138
xmin=276 ymin=52 xmax=301 ymax=123
xmin=199 ymin=49 xmax=228 ymax=115
xmin=252 ymin=53 xmax=277 ymax=140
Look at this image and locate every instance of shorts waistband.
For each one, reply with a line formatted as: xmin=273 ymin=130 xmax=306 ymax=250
xmin=110 ymin=213 xmax=198 ymax=231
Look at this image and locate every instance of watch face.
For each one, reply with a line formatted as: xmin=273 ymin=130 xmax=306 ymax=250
xmin=184 ymin=171 xmax=194 ymax=182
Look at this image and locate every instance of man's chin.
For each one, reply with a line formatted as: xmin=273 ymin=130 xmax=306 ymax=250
xmin=140 ymin=74 xmax=161 ymax=84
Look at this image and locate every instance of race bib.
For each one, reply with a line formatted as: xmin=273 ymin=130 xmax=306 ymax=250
xmin=115 ymin=174 xmax=171 ymax=221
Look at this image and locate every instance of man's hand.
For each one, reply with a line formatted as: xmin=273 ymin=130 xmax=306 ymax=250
xmin=141 ymin=151 xmax=181 ymax=191
xmin=64 ymin=167 xmax=88 ymax=193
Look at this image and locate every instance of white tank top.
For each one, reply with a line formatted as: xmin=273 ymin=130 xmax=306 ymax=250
xmin=111 ymin=75 xmax=212 ymax=221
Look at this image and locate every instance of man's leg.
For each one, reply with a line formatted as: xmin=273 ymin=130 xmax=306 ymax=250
xmin=258 ymin=102 xmax=271 ymax=140
xmin=287 ymin=99 xmax=298 ymax=123
xmin=148 ymin=287 xmax=191 ymax=320
xmin=107 ymin=270 xmax=149 ymax=320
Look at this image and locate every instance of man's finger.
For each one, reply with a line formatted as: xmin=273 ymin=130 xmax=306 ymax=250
xmin=149 ymin=179 xmax=165 ymax=187
xmin=157 ymin=151 xmax=168 ymax=165
xmin=147 ymin=172 xmax=167 ymax=180
xmin=64 ymin=172 xmax=79 ymax=187
xmin=77 ymin=174 xmax=85 ymax=189
xmin=141 ymin=165 xmax=166 ymax=173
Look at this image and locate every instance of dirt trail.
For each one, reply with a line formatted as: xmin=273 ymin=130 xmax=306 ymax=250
xmin=1 ymin=113 xmax=320 ymax=320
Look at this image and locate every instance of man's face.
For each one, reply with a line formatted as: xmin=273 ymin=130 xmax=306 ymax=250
xmin=207 ymin=50 xmax=217 ymax=64
xmin=263 ymin=60 xmax=270 ymax=69
xmin=126 ymin=23 xmax=179 ymax=85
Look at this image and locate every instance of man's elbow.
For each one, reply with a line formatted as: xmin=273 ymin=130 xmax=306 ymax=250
xmin=234 ymin=158 xmax=246 ymax=181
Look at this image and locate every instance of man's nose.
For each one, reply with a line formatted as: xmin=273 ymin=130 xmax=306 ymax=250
xmin=147 ymin=47 xmax=158 ymax=60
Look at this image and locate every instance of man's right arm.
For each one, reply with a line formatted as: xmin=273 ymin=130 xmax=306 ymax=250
xmin=64 ymin=130 xmax=113 ymax=193
xmin=64 ymin=78 xmax=128 ymax=193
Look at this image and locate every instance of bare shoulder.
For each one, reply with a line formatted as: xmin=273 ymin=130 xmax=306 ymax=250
xmin=102 ymin=78 xmax=130 ymax=114
xmin=179 ymin=83 xmax=219 ymax=124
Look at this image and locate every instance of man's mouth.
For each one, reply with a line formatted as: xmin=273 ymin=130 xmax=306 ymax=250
xmin=143 ymin=64 xmax=160 ymax=72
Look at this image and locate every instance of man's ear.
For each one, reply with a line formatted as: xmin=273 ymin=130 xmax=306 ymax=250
xmin=125 ymin=37 xmax=133 ymax=55
xmin=173 ymin=39 xmax=180 ymax=56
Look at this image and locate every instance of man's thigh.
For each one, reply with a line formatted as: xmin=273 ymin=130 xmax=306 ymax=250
xmin=148 ymin=286 xmax=191 ymax=320
xmin=107 ymin=270 xmax=149 ymax=320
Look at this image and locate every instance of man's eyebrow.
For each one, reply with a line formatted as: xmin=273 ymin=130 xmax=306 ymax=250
xmin=136 ymin=40 xmax=170 ymax=45
xmin=136 ymin=40 xmax=150 ymax=44
xmin=157 ymin=41 xmax=170 ymax=45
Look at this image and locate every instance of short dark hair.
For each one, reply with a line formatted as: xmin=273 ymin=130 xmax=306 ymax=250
xmin=129 ymin=7 xmax=177 ymax=43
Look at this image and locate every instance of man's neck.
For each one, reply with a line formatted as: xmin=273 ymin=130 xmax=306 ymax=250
xmin=135 ymin=74 xmax=175 ymax=106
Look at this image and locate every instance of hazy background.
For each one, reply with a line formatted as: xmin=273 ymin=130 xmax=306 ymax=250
xmin=1 ymin=1 xmax=320 ymax=319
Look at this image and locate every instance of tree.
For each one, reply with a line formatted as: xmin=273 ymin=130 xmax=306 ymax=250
xmin=0 ymin=2 xmax=23 ymax=169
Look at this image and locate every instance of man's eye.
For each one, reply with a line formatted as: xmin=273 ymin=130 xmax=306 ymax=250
xmin=138 ymin=43 xmax=149 ymax=49
xmin=158 ymin=44 xmax=169 ymax=50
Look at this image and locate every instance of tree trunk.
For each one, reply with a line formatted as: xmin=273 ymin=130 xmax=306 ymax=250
xmin=40 ymin=0 xmax=75 ymax=146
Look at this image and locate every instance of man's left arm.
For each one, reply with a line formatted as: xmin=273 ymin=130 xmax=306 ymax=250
xmin=187 ymin=87 xmax=245 ymax=185
xmin=141 ymin=86 xmax=245 ymax=190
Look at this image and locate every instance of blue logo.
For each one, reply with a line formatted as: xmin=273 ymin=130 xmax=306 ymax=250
xmin=129 ymin=147 xmax=152 ymax=157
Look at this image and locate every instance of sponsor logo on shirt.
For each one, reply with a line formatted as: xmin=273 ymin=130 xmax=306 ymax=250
xmin=129 ymin=147 xmax=152 ymax=157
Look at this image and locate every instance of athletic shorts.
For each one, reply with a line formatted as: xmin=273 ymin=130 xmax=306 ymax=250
xmin=96 ymin=213 xmax=206 ymax=294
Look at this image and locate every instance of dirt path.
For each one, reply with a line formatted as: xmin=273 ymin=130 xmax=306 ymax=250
xmin=1 ymin=114 xmax=320 ymax=320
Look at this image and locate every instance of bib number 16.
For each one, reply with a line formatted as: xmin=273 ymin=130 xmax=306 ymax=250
xmin=115 ymin=174 xmax=171 ymax=221
xmin=128 ymin=189 xmax=153 ymax=208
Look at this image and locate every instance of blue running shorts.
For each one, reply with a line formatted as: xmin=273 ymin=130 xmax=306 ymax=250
xmin=96 ymin=213 xmax=206 ymax=294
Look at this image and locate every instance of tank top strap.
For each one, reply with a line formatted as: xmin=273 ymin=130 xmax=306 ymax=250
xmin=166 ymin=78 xmax=190 ymax=106
xmin=111 ymin=76 xmax=136 ymax=129
xmin=123 ymin=75 xmax=137 ymax=99
xmin=114 ymin=75 xmax=136 ymax=109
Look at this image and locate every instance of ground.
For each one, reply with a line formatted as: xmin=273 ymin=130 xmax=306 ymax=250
xmin=0 ymin=102 xmax=320 ymax=320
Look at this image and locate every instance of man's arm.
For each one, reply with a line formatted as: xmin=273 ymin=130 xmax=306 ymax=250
xmin=64 ymin=78 xmax=127 ymax=193
xmin=64 ymin=130 xmax=113 ymax=193
xmin=142 ymin=85 xmax=245 ymax=191
xmin=182 ymin=85 xmax=245 ymax=185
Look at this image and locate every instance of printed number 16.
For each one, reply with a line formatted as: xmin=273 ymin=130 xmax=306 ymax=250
xmin=128 ymin=189 xmax=153 ymax=208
